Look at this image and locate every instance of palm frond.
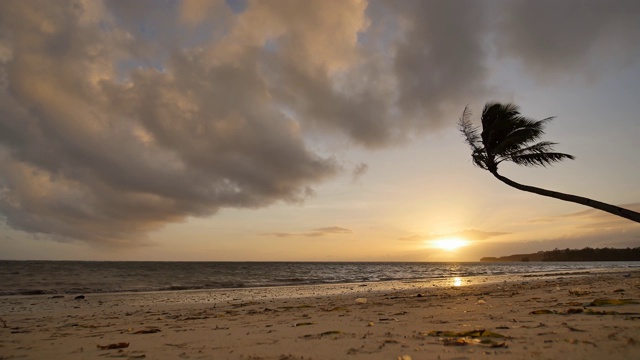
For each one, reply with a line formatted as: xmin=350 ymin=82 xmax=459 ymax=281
xmin=481 ymin=103 xmax=519 ymax=128
xmin=458 ymin=106 xmax=483 ymax=152
xmin=510 ymin=152 xmax=575 ymax=167
xmin=481 ymin=103 xmax=526 ymax=152
xmin=494 ymin=141 xmax=554 ymax=164
xmin=491 ymin=126 xmax=544 ymax=155
xmin=506 ymin=141 xmax=560 ymax=157
xmin=471 ymin=149 xmax=488 ymax=169
xmin=459 ymin=106 xmax=490 ymax=169
xmin=460 ymin=101 xmax=574 ymax=172
xmin=484 ymin=111 xmax=555 ymax=156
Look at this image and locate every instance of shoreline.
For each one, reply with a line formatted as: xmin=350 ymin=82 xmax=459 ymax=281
xmin=2 ymin=269 xmax=640 ymax=359
xmin=2 ymin=263 xmax=636 ymax=300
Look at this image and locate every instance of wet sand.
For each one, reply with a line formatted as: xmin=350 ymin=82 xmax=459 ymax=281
xmin=1 ymin=269 xmax=640 ymax=359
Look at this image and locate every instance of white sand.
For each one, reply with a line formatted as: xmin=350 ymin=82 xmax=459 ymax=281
xmin=2 ymin=269 xmax=640 ymax=359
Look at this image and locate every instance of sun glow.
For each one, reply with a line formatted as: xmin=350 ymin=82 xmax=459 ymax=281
xmin=430 ymin=237 xmax=468 ymax=251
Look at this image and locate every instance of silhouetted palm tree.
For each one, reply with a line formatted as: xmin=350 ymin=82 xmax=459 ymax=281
xmin=459 ymin=102 xmax=640 ymax=223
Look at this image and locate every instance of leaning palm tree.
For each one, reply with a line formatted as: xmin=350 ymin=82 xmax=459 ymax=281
xmin=459 ymin=102 xmax=640 ymax=223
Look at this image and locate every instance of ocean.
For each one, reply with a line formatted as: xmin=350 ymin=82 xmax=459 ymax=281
xmin=1 ymin=261 xmax=638 ymax=296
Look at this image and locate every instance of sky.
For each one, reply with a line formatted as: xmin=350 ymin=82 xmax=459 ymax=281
xmin=0 ymin=0 xmax=639 ymax=262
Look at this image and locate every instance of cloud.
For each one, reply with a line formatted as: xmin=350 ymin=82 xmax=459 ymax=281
xmin=513 ymin=203 xmax=640 ymax=254
xmin=263 ymin=226 xmax=353 ymax=238
xmin=0 ymin=1 xmax=638 ymax=246
xmin=0 ymin=1 xmax=338 ymax=244
xmin=388 ymin=1 xmax=490 ymax=127
xmin=497 ymin=0 xmax=640 ymax=79
xmin=351 ymin=163 xmax=369 ymax=182
xmin=399 ymin=229 xmax=509 ymax=242
xmin=313 ymin=226 xmax=353 ymax=234
xmin=523 ymin=228 xmax=640 ymax=252
xmin=529 ymin=203 xmax=640 ymax=229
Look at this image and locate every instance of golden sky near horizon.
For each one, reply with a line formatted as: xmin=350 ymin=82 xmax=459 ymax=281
xmin=0 ymin=0 xmax=639 ymax=261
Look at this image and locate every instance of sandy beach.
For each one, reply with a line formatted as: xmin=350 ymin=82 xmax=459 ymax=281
xmin=2 ymin=269 xmax=640 ymax=359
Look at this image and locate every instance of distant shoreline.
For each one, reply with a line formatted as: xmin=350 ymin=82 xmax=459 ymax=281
xmin=481 ymin=247 xmax=640 ymax=262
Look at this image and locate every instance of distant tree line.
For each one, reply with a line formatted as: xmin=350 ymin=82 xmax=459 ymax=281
xmin=480 ymin=247 xmax=640 ymax=262
xmin=541 ymin=247 xmax=640 ymax=261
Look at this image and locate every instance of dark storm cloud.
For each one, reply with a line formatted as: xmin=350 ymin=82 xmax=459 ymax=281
xmin=0 ymin=1 xmax=338 ymax=244
xmin=1 ymin=0 xmax=638 ymax=245
xmin=389 ymin=0 xmax=490 ymax=127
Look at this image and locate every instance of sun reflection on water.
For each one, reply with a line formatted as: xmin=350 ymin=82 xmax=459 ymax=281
xmin=453 ymin=277 xmax=462 ymax=287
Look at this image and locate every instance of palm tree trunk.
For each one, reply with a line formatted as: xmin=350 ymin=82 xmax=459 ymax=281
xmin=491 ymin=171 xmax=640 ymax=224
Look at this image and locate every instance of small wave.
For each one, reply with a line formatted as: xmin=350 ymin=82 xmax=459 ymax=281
xmin=0 ymin=289 xmax=55 ymax=296
xmin=2 ymin=261 xmax=637 ymax=297
xmin=272 ymin=278 xmax=307 ymax=283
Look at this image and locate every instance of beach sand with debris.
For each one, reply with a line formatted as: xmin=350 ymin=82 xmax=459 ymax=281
xmin=2 ymin=269 xmax=640 ymax=359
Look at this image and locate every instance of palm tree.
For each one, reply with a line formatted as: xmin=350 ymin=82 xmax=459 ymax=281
xmin=459 ymin=102 xmax=640 ymax=223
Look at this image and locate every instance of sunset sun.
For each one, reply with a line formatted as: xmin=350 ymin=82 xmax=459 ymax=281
xmin=430 ymin=237 xmax=468 ymax=251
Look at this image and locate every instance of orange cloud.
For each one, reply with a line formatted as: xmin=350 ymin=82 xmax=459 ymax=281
xmin=263 ymin=226 xmax=353 ymax=238
xmin=399 ymin=229 xmax=509 ymax=242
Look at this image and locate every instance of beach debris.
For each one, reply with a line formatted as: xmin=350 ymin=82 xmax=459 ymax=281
xmin=569 ymin=289 xmax=591 ymax=296
xmin=443 ymin=338 xmax=467 ymax=346
xmin=589 ymin=298 xmax=639 ymax=306
xmin=563 ymin=323 xmax=586 ymax=332
xmin=425 ymin=329 xmax=507 ymax=348
xmin=397 ymin=355 xmax=412 ymax=360
xmin=529 ymin=309 xmax=554 ymax=315
xmin=132 ymin=328 xmax=161 ymax=334
xmin=426 ymin=330 xmax=507 ymax=338
xmin=322 ymin=306 xmax=347 ymax=312
xmin=50 ymin=295 xmax=65 ymax=299
xmin=355 ymin=298 xmax=367 ymax=304
xmin=564 ymin=301 xmax=583 ymax=306
xmin=367 ymin=321 xmax=374 ymax=327
xmin=293 ymin=322 xmax=315 ymax=327
xmin=97 ymin=342 xmax=130 ymax=350
xmin=584 ymin=308 xmax=640 ymax=316
xmin=565 ymin=339 xmax=597 ymax=347
xmin=321 ymin=330 xmax=342 ymax=336
xmin=278 ymin=304 xmax=314 ymax=310
xmin=74 ymin=295 xmax=86 ymax=300
xmin=302 ymin=330 xmax=343 ymax=339
xmin=477 ymin=299 xmax=486 ymax=305
xmin=470 ymin=338 xmax=507 ymax=348
xmin=380 ymin=339 xmax=401 ymax=348
xmin=530 ymin=307 xmax=640 ymax=316
xmin=346 ymin=347 xmax=367 ymax=355
xmin=613 ymin=289 xmax=625 ymax=293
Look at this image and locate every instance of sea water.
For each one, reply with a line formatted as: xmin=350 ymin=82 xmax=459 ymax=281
xmin=1 ymin=260 xmax=638 ymax=296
